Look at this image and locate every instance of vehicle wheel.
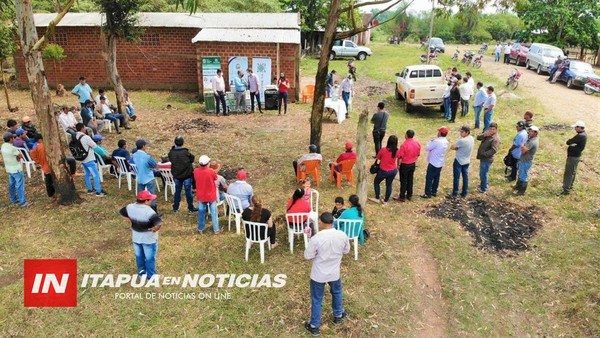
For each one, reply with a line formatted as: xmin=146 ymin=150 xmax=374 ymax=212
xmin=536 ymin=65 xmax=542 ymax=75
xmin=357 ymin=52 xmax=367 ymax=61
xmin=474 ymin=61 xmax=482 ymax=69
xmin=508 ymin=79 xmax=518 ymax=90
xmin=403 ymin=97 xmax=413 ymax=113
xmin=395 ymin=86 xmax=403 ymax=100
xmin=566 ymin=78 xmax=574 ymax=89
xmin=329 ymin=52 xmax=336 ymax=60
xmin=525 ymin=61 xmax=530 ymax=69
xmin=584 ymin=85 xmax=594 ymax=95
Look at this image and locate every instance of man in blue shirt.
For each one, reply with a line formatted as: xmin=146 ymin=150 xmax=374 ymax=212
xmin=233 ymin=70 xmax=248 ymax=113
xmin=472 ymin=81 xmax=487 ymax=129
xmin=132 ymin=139 xmax=158 ymax=211
xmin=506 ymin=121 xmax=528 ymax=182
xmin=71 ymin=76 xmax=93 ymax=109
xmin=112 ymin=139 xmax=131 ymax=162
xmin=226 ymin=170 xmax=253 ymax=210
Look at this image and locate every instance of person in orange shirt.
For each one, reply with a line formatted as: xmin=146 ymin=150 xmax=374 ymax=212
xmin=29 ymin=134 xmax=77 ymax=198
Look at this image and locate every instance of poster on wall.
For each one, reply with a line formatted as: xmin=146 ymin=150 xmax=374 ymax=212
xmin=252 ymin=57 xmax=272 ymax=102
xmin=202 ymin=56 xmax=221 ymax=90
xmin=227 ymin=56 xmax=248 ymax=89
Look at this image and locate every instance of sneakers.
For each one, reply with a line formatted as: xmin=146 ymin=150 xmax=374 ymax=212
xmin=188 ymin=208 xmax=199 ymax=214
xmin=87 ymin=189 xmax=95 ymax=195
xmin=477 ymin=188 xmax=487 ymax=193
xmin=556 ymin=190 xmax=569 ymax=196
xmin=96 ymin=190 xmax=107 ymax=197
xmin=333 ymin=311 xmax=349 ymax=325
xmin=420 ymin=194 xmax=432 ymax=199
xmin=20 ymin=201 xmax=33 ymax=208
xmin=304 ymin=322 xmax=320 ymax=336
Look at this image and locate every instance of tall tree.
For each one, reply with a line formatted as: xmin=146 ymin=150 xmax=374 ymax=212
xmin=16 ymin=0 xmax=80 ymax=204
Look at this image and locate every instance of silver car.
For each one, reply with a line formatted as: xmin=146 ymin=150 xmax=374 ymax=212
xmin=525 ymin=43 xmax=564 ymax=75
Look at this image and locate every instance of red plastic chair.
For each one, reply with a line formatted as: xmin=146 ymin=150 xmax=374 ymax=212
xmin=296 ymin=159 xmax=321 ymax=187
xmin=329 ymin=159 xmax=356 ymax=188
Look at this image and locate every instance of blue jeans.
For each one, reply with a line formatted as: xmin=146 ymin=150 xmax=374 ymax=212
xmin=126 ymin=105 xmax=136 ymax=117
xmin=474 ymin=106 xmax=483 ymax=129
xmin=82 ymin=161 xmax=102 ymax=193
xmin=173 ymin=177 xmax=195 ymax=211
xmin=460 ymin=98 xmax=469 ymax=116
xmin=495 ymin=52 xmax=501 ymax=62
xmin=8 ymin=172 xmax=26 ymax=205
xmin=483 ymin=109 xmax=494 ymax=131
xmin=452 ymin=159 xmax=470 ymax=196
xmin=479 ymin=160 xmax=492 ymax=192
xmin=197 ymin=200 xmax=219 ymax=232
xmin=278 ymin=92 xmax=288 ymax=113
xmin=424 ymin=163 xmax=442 ymax=196
xmin=518 ymin=160 xmax=533 ymax=182
xmin=374 ymin=168 xmax=398 ymax=202
xmin=133 ymin=242 xmax=157 ymax=279
xmin=444 ymin=97 xmax=451 ymax=120
xmin=309 ymin=278 xmax=344 ymax=329
xmin=138 ymin=179 xmax=157 ymax=209
xmin=342 ymin=91 xmax=350 ymax=114
xmin=104 ymin=113 xmax=126 ymax=129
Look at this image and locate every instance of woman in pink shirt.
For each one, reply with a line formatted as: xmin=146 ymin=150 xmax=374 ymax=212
xmin=277 ymin=73 xmax=290 ymax=115
xmin=369 ymin=135 xmax=400 ymax=205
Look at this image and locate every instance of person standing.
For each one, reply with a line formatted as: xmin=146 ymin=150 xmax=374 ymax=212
xmin=395 ymin=129 xmax=421 ymax=202
xmin=473 ymin=82 xmax=487 ymax=129
xmin=558 ymin=121 xmax=587 ymax=195
xmin=494 ymin=43 xmax=502 ymax=62
xmin=71 ymin=76 xmax=93 ymax=109
xmin=304 ymin=212 xmax=350 ymax=337
xmin=74 ymin=123 xmax=106 ymax=197
xmin=277 ymin=73 xmax=290 ymax=115
xmin=506 ymin=121 xmax=528 ymax=182
xmin=503 ymin=43 xmax=511 ymax=64
xmin=421 ymin=126 xmax=449 ymax=199
xmin=450 ymin=126 xmax=474 ymax=197
xmin=247 ymin=69 xmax=263 ymax=113
xmin=234 ymin=70 xmax=248 ymax=114
xmin=1 ymin=132 xmax=32 ymax=207
xmin=482 ymin=86 xmax=496 ymax=131
xmin=523 ymin=111 xmax=534 ymax=128
xmin=194 ymin=155 xmax=220 ymax=234
xmin=340 ymin=74 xmax=354 ymax=118
xmin=119 ymin=190 xmax=163 ymax=279
xmin=212 ymin=69 xmax=228 ymax=116
xmin=132 ymin=139 xmax=158 ymax=211
xmin=449 ymin=79 xmax=460 ymax=123
xmin=459 ymin=73 xmax=473 ymax=117
xmin=515 ymin=126 xmax=539 ymax=195
xmin=442 ymin=81 xmax=452 ymax=121
xmin=476 ymin=122 xmax=500 ymax=193
xmin=370 ymin=102 xmax=389 ymax=156
xmin=326 ymin=69 xmax=336 ymax=97
xmin=369 ymin=135 xmax=400 ymax=205
xmin=168 ymin=136 xmax=197 ymax=213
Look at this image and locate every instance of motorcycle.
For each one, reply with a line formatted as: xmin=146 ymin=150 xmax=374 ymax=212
xmin=506 ymin=68 xmax=522 ymax=90
xmin=479 ymin=43 xmax=488 ymax=54
xmin=461 ymin=51 xmax=475 ymax=65
xmin=420 ymin=48 xmax=440 ymax=64
xmin=451 ymin=48 xmax=460 ymax=61
xmin=583 ymin=77 xmax=600 ymax=95
xmin=472 ymin=54 xmax=483 ymax=68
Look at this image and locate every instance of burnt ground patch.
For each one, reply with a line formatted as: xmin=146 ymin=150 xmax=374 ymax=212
xmin=427 ymin=198 xmax=544 ymax=256
xmin=173 ymin=118 xmax=217 ymax=133
xmin=541 ymin=123 xmax=571 ymax=131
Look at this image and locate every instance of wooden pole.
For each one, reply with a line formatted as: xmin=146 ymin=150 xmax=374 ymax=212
xmin=276 ymin=43 xmax=280 ymax=80
xmin=355 ymin=109 xmax=369 ymax=207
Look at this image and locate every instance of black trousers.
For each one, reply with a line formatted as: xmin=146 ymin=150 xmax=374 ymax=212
xmin=450 ymin=100 xmax=459 ymax=122
xmin=508 ymin=154 xmax=519 ymax=181
xmin=399 ymin=163 xmax=416 ymax=199
xmin=44 ymin=173 xmax=55 ymax=197
xmin=372 ymin=130 xmax=385 ymax=156
xmin=250 ymin=91 xmax=262 ymax=112
xmin=214 ymin=92 xmax=227 ymax=114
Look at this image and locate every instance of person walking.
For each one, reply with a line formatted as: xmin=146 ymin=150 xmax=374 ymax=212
xmin=395 ymin=130 xmax=421 ymax=202
xmin=482 ymin=86 xmax=496 ymax=131
xmin=304 ymin=212 xmax=350 ymax=337
xmin=194 ymin=155 xmax=220 ymax=234
xmin=168 ymin=136 xmax=197 ymax=213
xmin=247 ymin=68 xmax=263 ymax=113
xmin=277 ymin=73 xmax=290 ymax=115
xmin=234 ymin=70 xmax=248 ymax=114
xmin=558 ymin=121 xmax=587 ymax=195
xmin=506 ymin=121 xmax=528 ymax=182
xmin=132 ymin=139 xmax=158 ymax=211
xmin=369 ymin=135 xmax=400 ymax=205
xmin=449 ymin=126 xmax=474 ymax=197
xmin=473 ymin=82 xmax=487 ymax=129
xmin=494 ymin=43 xmax=502 ymax=62
xmin=340 ymin=74 xmax=353 ymax=118
xmin=515 ymin=126 xmax=540 ymax=196
xmin=421 ymin=126 xmax=449 ymax=199
xmin=370 ymin=102 xmax=389 ymax=157
xmin=476 ymin=122 xmax=500 ymax=193
xmin=1 ymin=132 xmax=32 ymax=207
xmin=212 ymin=69 xmax=227 ymax=116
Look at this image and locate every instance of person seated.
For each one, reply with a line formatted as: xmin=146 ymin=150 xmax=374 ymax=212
xmin=59 ymin=105 xmax=79 ymax=139
xmin=95 ymin=88 xmax=110 ymax=106
xmin=242 ymin=195 xmax=278 ymax=249
xmin=80 ymin=100 xmax=102 ymax=135
xmin=21 ymin=115 xmax=42 ymax=140
xmin=112 ymin=139 xmax=133 ymax=172
xmin=334 ymin=194 xmax=365 ymax=245
xmin=329 ymin=141 xmax=357 ymax=174
xmin=210 ymin=160 xmax=227 ymax=202
xmin=29 ymin=134 xmax=77 ymax=198
xmin=92 ymin=134 xmax=111 ymax=161
xmin=95 ymin=96 xmax=129 ymax=134
xmin=331 ymin=196 xmax=345 ymax=218
xmin=227 ymin=169 xmax=253 ymax=210
xmin=123 ymin=88 xmax=137 ymax=120
xmin=286 ymin=188 xmax=313 ymax=235
xmin=299 ymin=177 xmax=312 ymax=203
xmin=293 ymin=144 xmax=322 ymax=175
xmin=13 ymin=128 xmax=29 ymax=149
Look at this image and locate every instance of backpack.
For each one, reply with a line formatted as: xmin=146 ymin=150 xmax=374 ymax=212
xmin=69 ymin=134 xmax=89 ymax=161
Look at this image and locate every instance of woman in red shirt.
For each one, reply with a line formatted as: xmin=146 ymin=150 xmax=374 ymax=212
xmin=286 ymin=188 xmax=311 ymax=222
xmin=369 ymin=135 xmax=400 ymax=205
xmin=277 ymin=73 xmax=290 ymax=115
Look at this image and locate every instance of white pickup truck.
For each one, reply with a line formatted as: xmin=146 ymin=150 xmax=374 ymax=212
xmin=331 ymin=40 xmax=373 ymax=60
xmin=395 ymin=65 xmax=447 ymax=113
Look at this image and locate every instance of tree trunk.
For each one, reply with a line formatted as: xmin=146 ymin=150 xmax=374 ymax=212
xmin=355 ymin=109 xmax=369 ymax=208
xmin=1 ymin=62 xmax=13 ymax=111
xmin=101 ymin=33 xmax=126 ymax=116
xmin=16 ymin=0 xmax=79 ymax=204
xmin=309 ymin=0 xmax=342 ymax=152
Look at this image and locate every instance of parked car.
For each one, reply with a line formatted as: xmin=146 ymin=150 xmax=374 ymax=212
xmin=395 ymin=65 xmax=446 ymax=113
xmin=525 ymin=43 xmax=564 ymax=74
xmin=427 ymin=37 xmax=445 ymax=53
xmin=509 ymin=42 xmax=530 ymax=66
xmin=550 ymin=60 xmax=600 ymax=89
xmin=330 ymin=40 xmax=373 ymax=60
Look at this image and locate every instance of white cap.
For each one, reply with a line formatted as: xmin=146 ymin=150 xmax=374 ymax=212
xmin=529 ymin=126 xmax=539 ymax=132
xmin=571 ymin=121 xmax=585 ymax=128
xmin=198 ymin=155 xmax=210 ymax=165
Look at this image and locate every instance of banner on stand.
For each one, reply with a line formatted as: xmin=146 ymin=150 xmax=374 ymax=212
xmin=202 ymin=56 xmax=221 ymax=90
xmin=252 ymin=57 xmax=272 ymax=102
xmin=228 ymin=57 xmax=248 ymax=89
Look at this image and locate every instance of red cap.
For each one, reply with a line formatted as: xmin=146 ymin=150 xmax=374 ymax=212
xmin=237 ymin=170 xmax=247 ymax=180
xmin=438 ymin=126 xmax=449 ymax=134
xmin=345 ymin=141 xmax=353 ymax=150
xmin=137 ymin=190 xmax=157 ymax=201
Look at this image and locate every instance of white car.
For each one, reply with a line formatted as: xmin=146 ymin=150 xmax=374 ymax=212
xmin=330 ymin=40 xmax=373 ymax=61
xmin=525 ymin=43 xmax=564 ymax=74
xmin=395 ymin=65 xmax=446 ymax=113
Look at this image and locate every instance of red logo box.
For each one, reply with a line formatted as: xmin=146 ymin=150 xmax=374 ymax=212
xmin=24 ymin=259 xmax=77 ymax=307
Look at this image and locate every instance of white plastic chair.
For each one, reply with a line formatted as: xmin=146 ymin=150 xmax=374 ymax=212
xmin=243 ymin=220 xmax=271 ymax=264
xmin=114 ymin=156 xmax=134 ymax=191
xmin=16 ymin=147 xmax=36 ymax=179
xmin=336 ymin=218 xmax=364 ymax=260
xmin=95 ymin=153 xmax=113 ymax=182
xmin=130 ymin=163 xmax=161 ymax=194
xmin=285 ymin=212 xmax=311 ymax=254
xmin=224 ymin=193 xmax=243 ymax=234
xmin=158 ymin=169 xmax=175 ymax=201
xmin=101 ymin=119 xmax=112 ymax=133
xmin=309 ymin=189 xmax=320 ymax=233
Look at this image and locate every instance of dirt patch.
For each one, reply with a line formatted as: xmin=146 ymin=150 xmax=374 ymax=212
xmin=541 ymin=123 xmax=571 ymax=131
xmin=427 ymin=198 xmax=544 ymax=256
xmin=173 ymin=118 xmax=217 ymax=133
xmin=364 ymin=85 xmax=389 ymax=96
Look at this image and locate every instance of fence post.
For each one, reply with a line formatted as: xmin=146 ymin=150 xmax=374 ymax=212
xmin=355 ymin=109 xmax=369 ymax=207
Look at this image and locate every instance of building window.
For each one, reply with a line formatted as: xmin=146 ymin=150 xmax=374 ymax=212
xmin=139 ymin=34 xmax=160 ymax=46
xmin=52 ymin=33 xmax=68 ymax=46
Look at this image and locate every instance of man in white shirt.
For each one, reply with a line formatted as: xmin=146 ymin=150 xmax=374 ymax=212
xmin=58 ymin=105 xmax=78 ymax=138
xmin=503 ymin=43 xmax=511 ymax=64
xmin=75 ymin=123 xmax=106 ymax=197
xmin=211 ymin=69 xmax=228 ymax=116
xmin=450 ymin=125 xmax=475 ymax=197
xmin=95 ymin=96 xmax=129 ymax=134
xmin=304 ymin=212 xmax=350 ymax=336
xmin=94 ymin=88 xmax=111 ymax=106
xmin=421 ymin=126 xmax=450 ymax=198
xmin=293 ymin=144 xmax=323 ymax=175
xmin=459 ymin=72 xmax=473 ymax=117
xmin=247 ymin=68 xmax=263 ymax=114
xmin=482 ymin=86 xmax=497 ymax=131
xmin=494 ymin=43 xmax=502 ymax=62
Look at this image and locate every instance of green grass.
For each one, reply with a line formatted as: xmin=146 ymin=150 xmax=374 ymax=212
xmin=0 ymin=42 xmax=598 ymax=337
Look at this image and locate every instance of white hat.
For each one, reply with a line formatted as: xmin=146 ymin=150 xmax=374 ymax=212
xmin=571 ymin=121 xmax=585 ymax=128
xmin=529 ymin=126 xmax=539 ymax=132
xmin=198 ymin=155 xmax=210 ymax=165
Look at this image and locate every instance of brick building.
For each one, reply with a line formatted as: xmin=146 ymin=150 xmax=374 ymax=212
xmin=15 ymin=12 xmax=301 ymax=98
